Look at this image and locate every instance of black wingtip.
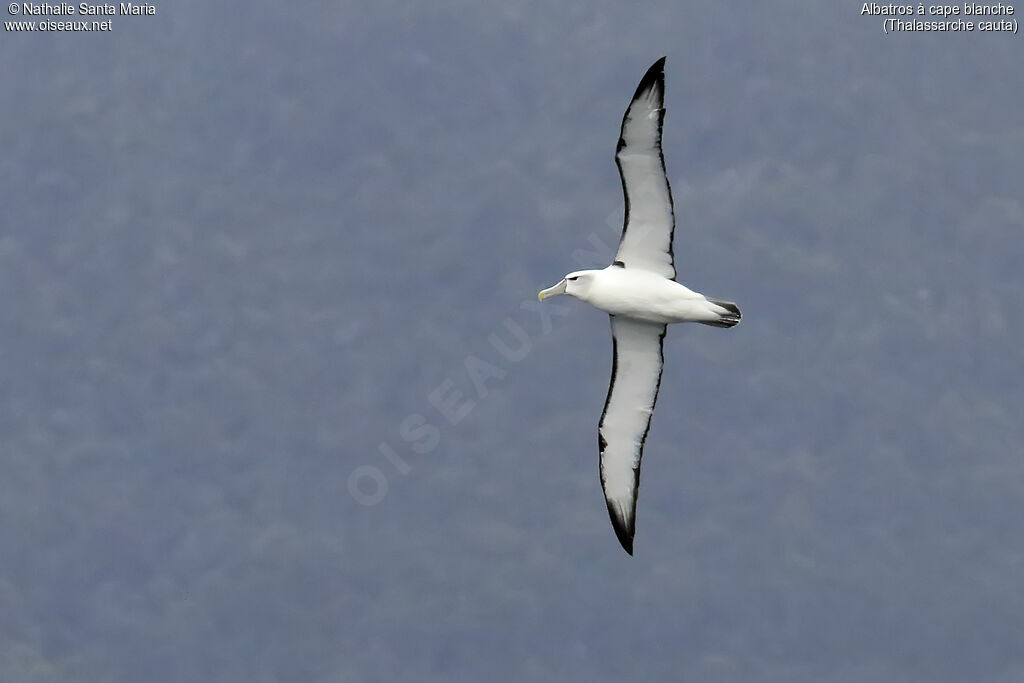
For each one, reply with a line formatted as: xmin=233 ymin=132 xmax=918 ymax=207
xmin=606 ymin=501 xmax=636 ymax=556
xmin=631 ymin=57 xmax=666 ymax=101
xmin=614 ymin=525 xmax=635 ymax=556
xmin=647 ymin=56 xmax=667 ymax=79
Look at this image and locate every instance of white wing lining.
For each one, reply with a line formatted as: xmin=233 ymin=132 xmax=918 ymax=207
xmin=598 ymin=315 xmax=667 ymax=554
xmin=614 ymin=56 xmax=676 ymax=280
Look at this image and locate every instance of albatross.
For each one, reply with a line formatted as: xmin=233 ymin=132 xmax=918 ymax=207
xmin=538 ymin=57 xmax=741 ymax=555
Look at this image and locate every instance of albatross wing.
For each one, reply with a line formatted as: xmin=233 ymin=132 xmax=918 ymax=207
xmin=599 ymin=315 xmax=667 ymax=555
xmin=614 ymin=56 xmax=676 ymax=281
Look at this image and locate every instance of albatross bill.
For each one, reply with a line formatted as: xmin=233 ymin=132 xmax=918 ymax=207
xmin=537 ymin=280 xmax=566 ymax=301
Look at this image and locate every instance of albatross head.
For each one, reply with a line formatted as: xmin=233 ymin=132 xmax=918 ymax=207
xmin=538 ymin=270 xmax=598 ymax=302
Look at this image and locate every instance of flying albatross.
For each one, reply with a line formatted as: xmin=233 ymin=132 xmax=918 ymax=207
xmin=538 ymin=57 xmax=741 ymax=555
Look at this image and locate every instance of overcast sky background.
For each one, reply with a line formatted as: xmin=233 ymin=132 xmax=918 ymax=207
xmin=3 ymin=2 xmax=1024 ymax=681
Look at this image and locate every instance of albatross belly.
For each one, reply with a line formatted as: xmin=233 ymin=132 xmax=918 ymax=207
xmin=583 ymin=267 xmax=722 ymax=324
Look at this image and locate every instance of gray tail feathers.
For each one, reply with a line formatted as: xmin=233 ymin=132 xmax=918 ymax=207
xmin=701 ymin=299 xmax=741 ymax=328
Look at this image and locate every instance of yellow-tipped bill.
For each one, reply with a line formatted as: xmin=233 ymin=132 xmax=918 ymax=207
xmin=538 ymin=279 xmax=567 ymax=301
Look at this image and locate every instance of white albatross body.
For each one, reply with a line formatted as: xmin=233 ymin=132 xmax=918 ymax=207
xmin=544 ymin=266 xmax=734 ymax=325
xmin=538 ymin=57 xmax=741 ymax=555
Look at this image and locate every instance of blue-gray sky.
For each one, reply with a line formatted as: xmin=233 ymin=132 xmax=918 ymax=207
xmin=3 ymin=2 xmax=1024 ymax=681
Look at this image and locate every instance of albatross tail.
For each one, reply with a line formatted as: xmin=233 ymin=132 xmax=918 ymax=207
xmin=700 ymin=299 xmax=741 ymax=328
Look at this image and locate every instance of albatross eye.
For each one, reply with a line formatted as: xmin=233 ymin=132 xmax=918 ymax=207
xmin=567 ymin=276 xmax=578 ymax=281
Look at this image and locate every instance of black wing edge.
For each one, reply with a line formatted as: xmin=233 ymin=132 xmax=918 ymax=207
xmin=629 ymin=56 xmax=666 ymax=109
xmin=603 ymin=474 xmax=637 ymax=555
xmin=613 ymin=56 xmax=676 ymax=280
xmin=615 ymin=56 xmax=666 ymax=157
xmin=598 ymin=316 xmax=667 ymax=556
